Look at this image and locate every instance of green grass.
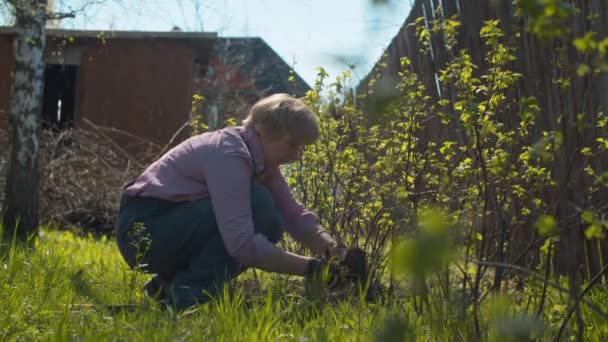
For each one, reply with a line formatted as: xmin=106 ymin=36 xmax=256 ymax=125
xmin=1 ymin=227 xmax=607 ymax=341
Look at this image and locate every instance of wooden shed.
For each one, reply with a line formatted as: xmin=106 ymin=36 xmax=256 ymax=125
xmin=0 ymin=28 xmax=216 ymax=149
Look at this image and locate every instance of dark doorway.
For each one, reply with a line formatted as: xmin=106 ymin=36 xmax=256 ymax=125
xmin=42 ymin=65 xmax=77 ymax=130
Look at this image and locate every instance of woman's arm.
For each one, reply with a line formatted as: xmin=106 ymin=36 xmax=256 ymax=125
xmin=204 ymin=150 xmax=312 ymax=275
xmin=262 ymin=167 xmax=338 ymax=257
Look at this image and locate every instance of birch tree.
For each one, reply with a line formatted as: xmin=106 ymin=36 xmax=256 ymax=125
xmin=2 ymin=0 xmax=91 ymax=241
xmin=3 ymin=0 xmax=48 ymax=241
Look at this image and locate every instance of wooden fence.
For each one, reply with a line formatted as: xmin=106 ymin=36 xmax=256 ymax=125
xmin=358 ymin=0 xmax=608 ymax=280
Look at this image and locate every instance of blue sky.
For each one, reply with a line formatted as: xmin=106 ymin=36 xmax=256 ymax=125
xmin=4 ymin=0 xmax=412 ymax=87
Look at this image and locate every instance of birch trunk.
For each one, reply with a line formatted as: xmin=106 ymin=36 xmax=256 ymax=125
xmin=3 ymin=0 xmax=47 ymax=241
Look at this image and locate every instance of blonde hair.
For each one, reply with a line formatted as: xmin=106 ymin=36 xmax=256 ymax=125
xmin=243 ymin=93 xmax=319 ymax=145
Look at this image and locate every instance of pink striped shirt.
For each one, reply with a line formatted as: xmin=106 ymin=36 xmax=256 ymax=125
xmin=124 ymin=126 xmax=333 ymax=272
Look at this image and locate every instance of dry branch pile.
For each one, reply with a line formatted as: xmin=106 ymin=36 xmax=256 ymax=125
xmin=0 ymin=125 xmax=163 ymax=235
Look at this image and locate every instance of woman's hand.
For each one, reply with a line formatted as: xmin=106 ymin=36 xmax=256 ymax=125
xmin=307 ymin=245 xmax=369 ymax=294
xmin=327 ymin=244 xmax=348 ymax=262
xmin=326 ymin=243 xmax=369 ymax=284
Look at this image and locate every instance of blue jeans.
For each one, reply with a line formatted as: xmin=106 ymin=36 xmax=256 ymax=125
xmin=115 ymin=184 xmax=285 ymax=310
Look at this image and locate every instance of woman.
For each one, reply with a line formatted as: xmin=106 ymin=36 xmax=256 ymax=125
xmin=115 ymin=93 xmax=346 ymax=310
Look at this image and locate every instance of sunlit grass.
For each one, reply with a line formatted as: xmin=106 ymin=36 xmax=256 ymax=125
xmin=1 ymin=225 xmax=606 ymax=341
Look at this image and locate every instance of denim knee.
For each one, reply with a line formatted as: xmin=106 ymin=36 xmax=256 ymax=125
xmin=250 ymin=184 xmax=284 ymax=244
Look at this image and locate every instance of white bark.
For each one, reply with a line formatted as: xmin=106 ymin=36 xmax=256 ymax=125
xmin=3 ymin=0 xmax=47 ymax=240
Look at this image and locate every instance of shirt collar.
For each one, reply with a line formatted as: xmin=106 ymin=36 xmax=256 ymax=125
xmin=236 ymin=125 xmax=265 ymax=176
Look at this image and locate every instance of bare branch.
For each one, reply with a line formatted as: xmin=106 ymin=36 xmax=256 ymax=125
xmin=60 ymin=0 xmax=110 ymax=13
xmin=45 ymin=11 xmax=75 ymax=20
xmin=46 ymin=0 xmax=112 ymax=23
xmin=556 ymin=264 xmax=608 ymax=340
xmin=467 ymin=259 xmax=608 ymax=320
xmin=150 ymin=120 xmax=191 ymax=162
xmin=0 ymin=1 xmax=17 ymax=19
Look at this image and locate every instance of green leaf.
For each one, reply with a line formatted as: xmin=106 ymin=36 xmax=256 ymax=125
xmin=406 ymin=175 xmax=415 ymax=185
xmin=315 ymin=66 xmax=329 ymax=79
xmin=573 ymin=32 xmax=597 ymax=53
xmin=576 ymin=64 xmax=591 ymax=76
xmin=581 ymin=211 xmax=594 ymax=224
xmin=599 ymin=172 xmax=608 ymax=186
xmin=395 ymin=208 xmax=454 ymax=276
xmin=535 ymin=215 xmax=556 ymax=236
xmin=580 ymin=147 xmax=593 ymax=156
xmin=584 ymin=223 xmax=603 ymax=239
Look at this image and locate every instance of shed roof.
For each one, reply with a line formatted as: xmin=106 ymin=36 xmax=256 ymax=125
xmin=0 ymin=27 xmax=217 ymax=65
xmin=0 ymin=27 xmax=216 ymax=40
xmin=209 ymin=37 xmax=310 ymax=98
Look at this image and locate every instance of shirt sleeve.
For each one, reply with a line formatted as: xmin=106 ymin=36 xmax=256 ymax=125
xmin=262 ymin=167 xmax=335 ymax=255
xmin=203 ymin=150 xmax=307 ymax=273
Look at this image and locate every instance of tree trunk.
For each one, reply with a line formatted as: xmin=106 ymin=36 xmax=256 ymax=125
xmin=3 ymin=0 xmax=47 ymax=241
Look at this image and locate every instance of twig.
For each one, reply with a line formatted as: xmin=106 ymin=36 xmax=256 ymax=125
xmin=46 ymin=12 xmax=75 ymax=20
xmin=151 ymin=120 xmax=191 ymax=162
xmin=536 ymin=238 xmax=553 ymax=319
xmin=81 ymin=119 xmax=148 ymax=169
xmin=556 ymin=264 xmax=608 ymax=340
xmin=466 ymin=259 xmax=608 ymax=320
xmin=82 ymin=118 xmax=161 ymax=149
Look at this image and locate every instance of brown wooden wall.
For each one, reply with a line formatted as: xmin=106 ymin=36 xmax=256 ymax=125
xmin=78 ymin=39 xmax=195 ymax=150
xmin=0 ymin=36 xmax=197 ymax=151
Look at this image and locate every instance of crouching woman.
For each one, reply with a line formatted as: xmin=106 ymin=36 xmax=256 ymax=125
xmin=115 ymin=93 xmax=345 ymax=311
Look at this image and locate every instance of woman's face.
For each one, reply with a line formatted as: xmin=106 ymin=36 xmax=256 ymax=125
xmin=260 ymin=134 xmax=304 ymax=167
